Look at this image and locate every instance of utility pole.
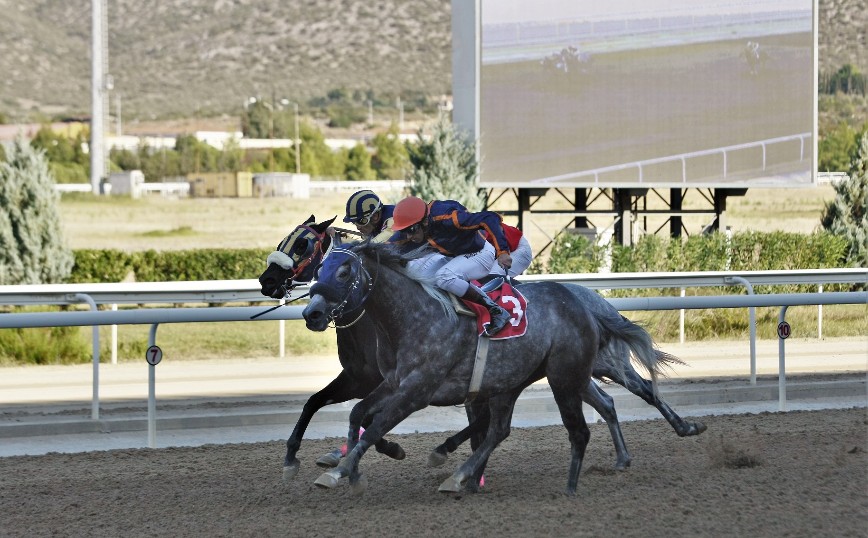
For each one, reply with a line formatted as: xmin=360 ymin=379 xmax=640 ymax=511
xmin=115 ymin=93 xmax=122 ymax=136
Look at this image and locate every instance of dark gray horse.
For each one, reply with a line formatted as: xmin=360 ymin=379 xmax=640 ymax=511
xmin=259 ymin=217 xmax=705 ymax=479
xmin=301 ymin=241 xmax=665 ymax=495
xmin=258 ymin=216 xmax=406 ymax=479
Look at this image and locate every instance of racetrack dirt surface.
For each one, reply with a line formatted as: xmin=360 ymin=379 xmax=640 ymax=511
xmin=1 ymin=407 xmax=865 ymax=537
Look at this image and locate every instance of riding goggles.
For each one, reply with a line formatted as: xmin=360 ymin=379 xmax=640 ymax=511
xmin=404 ymin=222 xmax=423 ymax=235
xmin=351 ymin=212 xmax=376 ymax=226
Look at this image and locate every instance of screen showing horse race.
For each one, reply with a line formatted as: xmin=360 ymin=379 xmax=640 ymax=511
xmin=462 ymin=0 xmax=816 ymax=188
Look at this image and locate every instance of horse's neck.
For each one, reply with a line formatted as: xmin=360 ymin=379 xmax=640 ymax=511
xmin=364 ymin=257 xmax=437 ymax=330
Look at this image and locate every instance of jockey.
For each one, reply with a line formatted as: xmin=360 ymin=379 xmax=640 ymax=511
xmin=343 ymin=189 xmax=395 ymax=243
xmin=390 ymin=196 xmax=512 ymax=337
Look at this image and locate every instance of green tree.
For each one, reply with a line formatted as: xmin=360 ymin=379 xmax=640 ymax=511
xmin=241 ymin=100 xmax=271 ymax=138
xmin=138 ymin=144 xmax=182 ymax=181
xmin=344 ymin=143 xmax=375 ymax=180
xmin=819 ymin=122 xmax=860 ymax=172
xmin=821 ymin=132 xmax=868 ymax=268
xmin=407 ymin=116 xmax=483 ymax=210
xmin=371 ymin=123 xmax=410 ymax=179
xmin=111 ymin=148 xmax=141 ymax=171
xmin=0 ymin=137 xmax=73 ymax=284
xmin=299 ymin=122 xmax=342 ymax=178
xmin=29 ymin=126 xmax=90 ymax=183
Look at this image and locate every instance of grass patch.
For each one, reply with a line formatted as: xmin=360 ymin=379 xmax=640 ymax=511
xmin=138 ymin=226 xmax=197 ymax=238
xmin=0 ymin=326 xmax=91 ymax=365
xmin=625 ymin=304 xmax=867 ymax=342
xmin=97 ymin=317 xmax=338 ymax=363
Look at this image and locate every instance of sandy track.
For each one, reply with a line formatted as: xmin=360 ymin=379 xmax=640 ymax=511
xmin=1 ymin=408 xmax=865 ymax=537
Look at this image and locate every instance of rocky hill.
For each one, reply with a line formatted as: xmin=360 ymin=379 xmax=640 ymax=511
xmin=0 ymin=0 xmax=864 ymax=124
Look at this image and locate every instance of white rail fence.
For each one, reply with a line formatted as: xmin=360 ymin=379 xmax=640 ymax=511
xmin=1 ymin=269 xmax=865 ymax=445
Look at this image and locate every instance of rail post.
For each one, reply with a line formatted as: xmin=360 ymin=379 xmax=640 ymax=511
xmin=73 ymin=293 xmax=101 ymax=419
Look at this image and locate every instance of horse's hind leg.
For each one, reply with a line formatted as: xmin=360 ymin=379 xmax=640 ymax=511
xmin=550 ymin=380 xmax=591 ymax=497
xmin=583 ymin=380 xmax=631 ymax=470
xmin=428 ymin=405 xmax=489 ymax=468
xmin=604 ymin=365 xmax=707 ymax=437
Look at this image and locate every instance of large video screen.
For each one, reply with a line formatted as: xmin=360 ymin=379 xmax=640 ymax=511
xmin=467 ymin=0 xmax=816 ymax=188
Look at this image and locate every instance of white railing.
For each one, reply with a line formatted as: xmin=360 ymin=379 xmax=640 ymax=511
xmin=1 ymin=268 xmax=864 ymax=365
xmin=527 ymin=133 xmax=812 ymax=186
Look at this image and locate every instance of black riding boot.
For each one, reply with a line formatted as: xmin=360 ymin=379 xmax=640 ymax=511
xmin=462 ymin=286 xmax=511 ymax=337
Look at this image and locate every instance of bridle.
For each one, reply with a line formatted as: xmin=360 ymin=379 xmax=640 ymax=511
xmin=322 ymin=248 xmax=375 ymax=329
xmin=288 ymin=225 xmax=329 ymax=282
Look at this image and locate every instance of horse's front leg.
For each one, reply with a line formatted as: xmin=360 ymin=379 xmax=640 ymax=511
xmin=316 ymin=379 xmax=437 ymax=496
xmin=284 ymin=370 xmax=361 ymax=480
xmin=313 ymin=379 xmax=395 ymax=491
xmin=439 ymin=392 xmax=519 ymax=494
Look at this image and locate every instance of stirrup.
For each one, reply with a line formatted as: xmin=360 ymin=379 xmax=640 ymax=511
xmin=480 ymin=275 xmax=505 ymax=293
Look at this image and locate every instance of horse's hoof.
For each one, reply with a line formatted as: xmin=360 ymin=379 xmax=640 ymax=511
xmin=283 ymin=460 xmax=300 ymax=482
xmin=316 ymin=449 xmax=342 ymax=468
xmin=428 ymin=450 xmax=448 ymax=468
xmin=392 ymin=446 xmax=406 ymax=461
xmin=614 ymin=458 xmax=631 ymax=471
xmin=349 ymin=474 xmax=368 ymax=497
xmin=438 ymin=474 xmax=464 ymax=493
xmin=677 ymin=421 xmax=708 ymax=437
xmin=314 ymin=470 xmax=341 ymax=489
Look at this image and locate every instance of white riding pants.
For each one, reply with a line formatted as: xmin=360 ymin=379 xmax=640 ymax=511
xmin=407 ymin=242 xmax=496 ymax=297
xmin=506 ymin=236 xmax=533 ymax=277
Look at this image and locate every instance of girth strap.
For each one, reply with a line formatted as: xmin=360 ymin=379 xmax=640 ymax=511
xmin=465 ymin=335 xmax=490 ymax=404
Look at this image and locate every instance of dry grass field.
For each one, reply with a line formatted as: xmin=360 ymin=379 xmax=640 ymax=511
xmin=53 ymin=183 xmax=859 ymax=365
xmin=59 ymin=185 xmax=836 ymax=252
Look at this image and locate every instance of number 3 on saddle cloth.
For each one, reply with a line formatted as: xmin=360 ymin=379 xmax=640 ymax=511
xmin=461 ymin=281 xmax=529 ymax=339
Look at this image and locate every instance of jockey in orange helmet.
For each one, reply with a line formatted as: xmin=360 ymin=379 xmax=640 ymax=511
xmin=391 ymin=196 xmax=512 ymax=337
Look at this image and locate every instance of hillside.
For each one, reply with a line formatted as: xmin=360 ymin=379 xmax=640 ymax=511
xmin=0 ymin=0 xmax=451 ymax=122
xmin=0 ymin=0 xmax=865 ymax=125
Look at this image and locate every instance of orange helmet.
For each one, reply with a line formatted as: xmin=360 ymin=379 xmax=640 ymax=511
xmin=392 ymin=196 xmax=428 ymax=230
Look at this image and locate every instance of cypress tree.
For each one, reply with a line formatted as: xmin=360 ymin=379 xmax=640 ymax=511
xmin=821 ymin=132 xmax=868 ymax=268
xmin=0 ymin=137 xmax=74 ymax=284
xmin=408 ymin=116 xmax=483 ymax=211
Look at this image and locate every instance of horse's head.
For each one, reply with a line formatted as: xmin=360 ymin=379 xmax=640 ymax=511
xmin=259 ymin=215 xmax=336 ymax=299
xmin=302 ymin=245 xmax=372 ymax=331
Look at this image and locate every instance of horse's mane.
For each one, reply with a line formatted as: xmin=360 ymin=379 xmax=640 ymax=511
xmin=351 ymin=240 xmax=458 ymax=324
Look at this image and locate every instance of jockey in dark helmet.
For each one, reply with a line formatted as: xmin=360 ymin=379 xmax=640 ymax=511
xmin=343 ymin=189 xmax=395 ymax=243
xmin=390 ymin=196 xmax=512 ymax=337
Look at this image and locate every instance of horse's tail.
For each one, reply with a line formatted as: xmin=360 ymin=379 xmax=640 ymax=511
xmin=562 ymin=283 xmax=681 ymax=399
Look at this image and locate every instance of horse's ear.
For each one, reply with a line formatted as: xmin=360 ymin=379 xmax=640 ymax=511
xmin=303 ymin=215 xmax=315 ymax=225
xmin=311 ymin=215 xmax=338 ymax=234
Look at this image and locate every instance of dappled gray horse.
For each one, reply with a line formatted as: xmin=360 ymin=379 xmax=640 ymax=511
xmin=259 ymin=217 xmax=704 ymax=478
xmin=302 ymin=242 xmax=665 ymax=495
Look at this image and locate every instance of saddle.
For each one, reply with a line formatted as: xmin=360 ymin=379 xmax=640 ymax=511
xmin=454 ymin=276 xmax=528 ymax=341
xmin=448 ymin=274 xmax=510 ymax=317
